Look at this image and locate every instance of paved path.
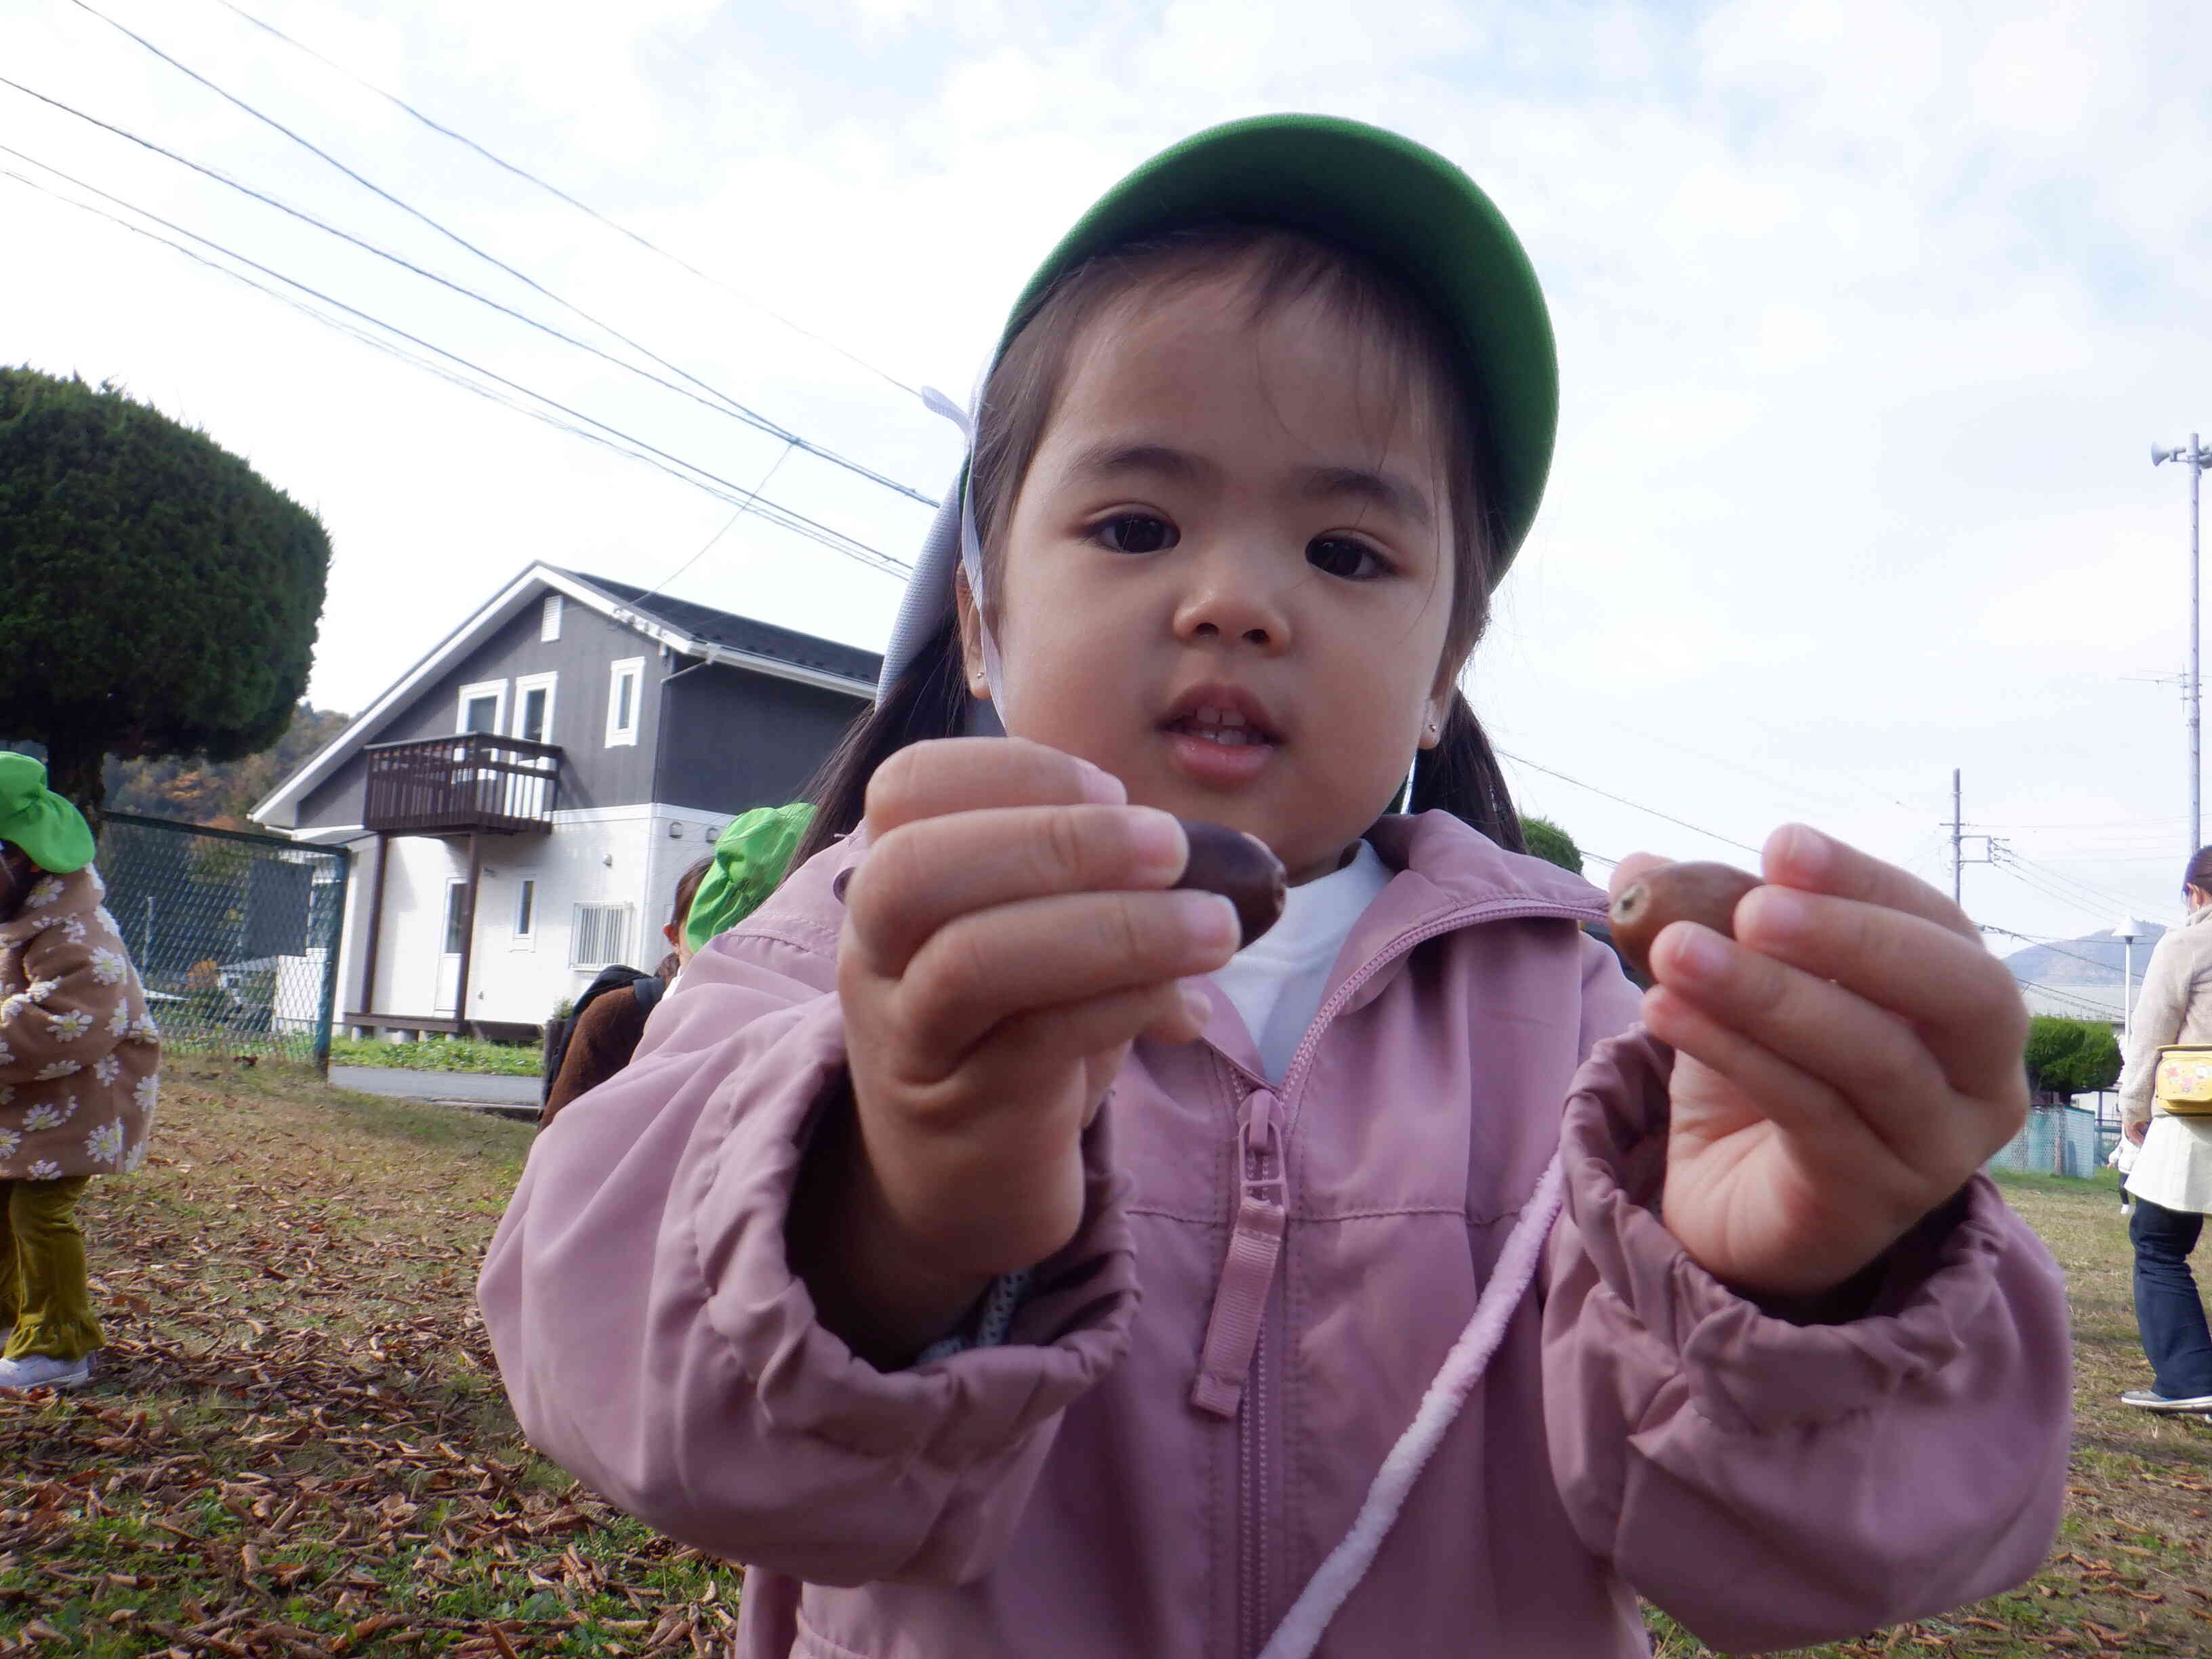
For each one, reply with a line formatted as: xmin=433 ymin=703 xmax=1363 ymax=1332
xmin=329 ymin=1065 xmax=539 ymax=1118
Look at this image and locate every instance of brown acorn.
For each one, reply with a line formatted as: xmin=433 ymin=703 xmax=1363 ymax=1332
xmin=1607 ymin=861 xmax=1761 ymax=981
xmin=1173 ymin=819 xmax=1287 ymax=947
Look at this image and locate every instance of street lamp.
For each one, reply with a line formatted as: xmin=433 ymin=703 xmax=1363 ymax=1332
xmin=2152 ymin=435 xmax=2212 ymax=861
xmin=2116 ymin=917 xmax=2142 ymax=1043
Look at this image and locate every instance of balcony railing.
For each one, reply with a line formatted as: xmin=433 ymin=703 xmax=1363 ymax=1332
xmin=362 ymin=734 xmax=562 ymax=836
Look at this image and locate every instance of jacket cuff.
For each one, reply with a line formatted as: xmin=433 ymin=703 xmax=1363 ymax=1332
xmin=686 ymin=995 xmax=1139 ymax=1470
xmin=1560 ymin=1029 xmax=2036 ymax=1434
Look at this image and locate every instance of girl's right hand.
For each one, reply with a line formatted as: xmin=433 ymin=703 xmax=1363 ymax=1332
xmin=820 ymin=738 xmax=1237 ymax=1356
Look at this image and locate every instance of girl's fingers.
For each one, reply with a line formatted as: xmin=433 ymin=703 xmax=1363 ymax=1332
xmin=864 ymin=737 xmax=1124 ymax=835
xmin=973 ymin=981 xmax=1210 ymax=1097
xmin=1641 ymin=984 xmax=1921 ymax=1203
xmin=848 ymin=806 xmax=1189 ymax=976
xmin=1605 ymin=851 xmax=1673 ymax=903
xmin=890 ymin=888 xmax=1239 ymax=1071
xmin=1728 ymin=884 xmax=2030 ymax=1088
xmin=1647 ymin=922 xmax=2018 ymax=1172
xmin=1761 ymin=824 xmax=1978 ymax=944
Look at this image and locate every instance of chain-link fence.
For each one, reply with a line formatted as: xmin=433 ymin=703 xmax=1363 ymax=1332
xmin=96 ymin=812 xmax=349 ymax=1070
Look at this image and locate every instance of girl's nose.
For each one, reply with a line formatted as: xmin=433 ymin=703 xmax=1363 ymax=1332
xmin=1170 ymin=546 xmax=1292 ymax=653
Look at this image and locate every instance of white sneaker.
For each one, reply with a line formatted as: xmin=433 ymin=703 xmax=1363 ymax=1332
xmin=0 ymin=1353 xmax=92 ymax=1391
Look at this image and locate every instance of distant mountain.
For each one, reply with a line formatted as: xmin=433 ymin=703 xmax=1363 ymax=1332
xmin=2003 ymin=923 xmax=2167 ymax=989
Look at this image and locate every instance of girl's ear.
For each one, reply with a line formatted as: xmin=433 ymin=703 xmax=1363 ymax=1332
xmin=953 ymin=568 xmax=991 ymax=699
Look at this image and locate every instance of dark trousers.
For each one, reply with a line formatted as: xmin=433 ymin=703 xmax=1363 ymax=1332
xmin=2131 ymin=1194 xmax=2212 ymax=1399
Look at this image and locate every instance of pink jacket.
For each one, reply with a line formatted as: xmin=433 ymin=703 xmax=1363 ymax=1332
xmin=480 ymin=812 xmax=2071 ymax=1658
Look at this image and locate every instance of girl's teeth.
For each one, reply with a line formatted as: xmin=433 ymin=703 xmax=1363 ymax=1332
xmin=1197 ymin=705 xmax=1221 ymax=724
xmin=1219 ymin=708 xmax=1246 ymax=728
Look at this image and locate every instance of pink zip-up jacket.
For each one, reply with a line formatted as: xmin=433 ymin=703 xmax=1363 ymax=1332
xmin=480 ymin=812 xmax=2071 ymax=1658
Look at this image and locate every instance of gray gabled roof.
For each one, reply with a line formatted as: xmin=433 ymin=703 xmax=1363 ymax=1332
xmin=561 ymin=569 xmax=882 ymax=687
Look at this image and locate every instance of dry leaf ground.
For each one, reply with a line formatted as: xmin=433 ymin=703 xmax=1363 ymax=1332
xmin=0 ymin=1059 xmax=2205 ymax=1656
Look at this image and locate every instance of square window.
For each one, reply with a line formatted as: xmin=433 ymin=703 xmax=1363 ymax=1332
xmin=571 ymin=903 xmax=631 ymax=969
xmin=457 ymin=679 xmax=506 ymax=736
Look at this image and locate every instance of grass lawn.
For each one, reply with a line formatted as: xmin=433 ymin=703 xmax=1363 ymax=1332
xmin=2 ymin=1061 xmax=2207 ymax=1657
xmin=327 ymin=1037 xmax=543 ymax=1078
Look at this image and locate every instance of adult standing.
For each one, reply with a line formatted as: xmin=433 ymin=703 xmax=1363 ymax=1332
xmin=2115 ymin=846 xmax=2212 ymax=1414
xmin=0 ymin=753 xmax=161 ymax=1391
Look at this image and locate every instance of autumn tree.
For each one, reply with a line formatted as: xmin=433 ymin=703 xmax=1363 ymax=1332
xmin=0 ymin=367 xmax=331 ymax=823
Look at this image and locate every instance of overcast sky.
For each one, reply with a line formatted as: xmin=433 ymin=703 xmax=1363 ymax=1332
xmin=7 ymin=0 xmax=2210 ymax=988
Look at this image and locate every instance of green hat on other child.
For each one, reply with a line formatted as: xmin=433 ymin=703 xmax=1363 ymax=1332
xmin=0 ymin=753 xmax=96 ymax=875
xmin=683 ymin=802 xmax=815 ymax=955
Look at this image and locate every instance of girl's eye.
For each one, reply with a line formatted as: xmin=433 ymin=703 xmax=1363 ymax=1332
xmin=1307 ymin=536 xmax=1386 ymax=579
xmin=1094 ymin=514 xmax=1178 ymax=554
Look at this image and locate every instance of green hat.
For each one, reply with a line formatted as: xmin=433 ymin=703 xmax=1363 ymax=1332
xmin=1004 ymin=113 xmax=1557 ymax=575
xmin=683 ymin=802 xmax=815 ymax=954
xmin=0 ymin=753 xmax=96 ymax=875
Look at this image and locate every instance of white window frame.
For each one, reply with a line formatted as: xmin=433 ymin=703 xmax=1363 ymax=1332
xmin=605 ymin=657 xmax=644 ymax=747
xmin=540 ymin=593 xmax=565 ymax=642
xmin=511 ymin=877 xmax=538 ymax=947
xmin=457 ymin=678 xmax=507 ymax=736
xmin=512 ymin=672 xmax=558 ymax=745
xmin=570 ymin=902 xmax=632 ymax=970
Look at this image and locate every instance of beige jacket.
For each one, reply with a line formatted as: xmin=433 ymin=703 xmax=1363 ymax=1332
xmin=0 ymin=865 xmax=160 ymax=1181
xmin=2117 ymin=904 xmax=2212 ymax=1212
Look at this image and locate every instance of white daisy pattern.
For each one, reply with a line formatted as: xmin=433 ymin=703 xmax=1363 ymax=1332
xmin=60 ymin=916 xmax=87 ymax=945
xmin=88 ymin=947 xmax=127 ymax=986
xmin=83 ymin=1120 xmax=124 ymax=1167
xmin=47 ymin=1008 xmax=94 ymax=1043
xmin=0 ymin=1083 xmax=11 ymax=1107
xmin=92 ymin=1054 xmax=120 ymax=1086
xmin=133 ymin=1074 xmax=159 ymax=1115
xmin=22 ymin=1099 xmax=73 ymax=1132
xmin=106 ymin=1002 xmax=131 ymax=1038
xmin=33 ymin=1060 xmax=80 ymax=1082
xmin=25 ymin=1161 xmax=62 ymax=1181
xmin=91 ymin=906 xmax=119 ymax=937
xmin=0 ymin=1129 xmax=18 ymax=1158
xmin=22 ymin=876 xmax=62 ymax=910
xmin=0 ymin=1038 xmax=11 ymax=1067
xmin=129 ymin=1012 xmax=160 ymax=1044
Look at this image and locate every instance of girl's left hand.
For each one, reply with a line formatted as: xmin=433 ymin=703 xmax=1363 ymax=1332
xmin=1613 ymin=825 xmax=2030 ymax=1302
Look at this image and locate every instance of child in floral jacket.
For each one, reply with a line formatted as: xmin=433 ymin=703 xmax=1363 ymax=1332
xmin=0 ymin=754 xmax=160 ymax=1390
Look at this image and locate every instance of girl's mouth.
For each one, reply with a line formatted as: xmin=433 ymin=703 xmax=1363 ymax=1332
xmin=1164 ymin=705 xmax=1277 ymax=747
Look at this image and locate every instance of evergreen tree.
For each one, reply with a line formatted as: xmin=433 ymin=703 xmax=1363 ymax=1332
xmin=1520 ymin=814 xmax=1584 ymax=875
xmin=0 ymin=367 xmax=331 ymax=823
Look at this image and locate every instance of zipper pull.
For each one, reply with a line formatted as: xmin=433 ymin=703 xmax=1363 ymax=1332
xmin=1191 ymin=1086 xmax=1286 ymax=1418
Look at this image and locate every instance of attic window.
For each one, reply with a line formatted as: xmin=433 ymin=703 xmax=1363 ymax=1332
xmin=541 ymin=594 xmax=564 ymax=642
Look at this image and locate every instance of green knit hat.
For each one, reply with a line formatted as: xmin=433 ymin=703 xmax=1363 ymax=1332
xmin=0 ymin=753 xmax=96 ymax=875
xmin=683 ymin=802 xmax=815 ymax=954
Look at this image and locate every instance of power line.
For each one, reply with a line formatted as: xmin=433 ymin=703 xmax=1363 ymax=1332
xmin=0 ymin=72 xmax=937 ymax=508
xmin=1 ymin=150 xmax=910 ymax=580
xmin=207 ymin=0 xmax=926 ymax=405
xmin=1994 ymin=846 xmax=2150 ymax=917
xmin=1495 ymin=750 xmax=1765 ymax=857
xmin=55 ymin=0 xmax=937 ymax=509
xmin=1980 ymin=925 xmax=2129 ymax=976
xmin=635 ymin=445 xmax=797 ymax=603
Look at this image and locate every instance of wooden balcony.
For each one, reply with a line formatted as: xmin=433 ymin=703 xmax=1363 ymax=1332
xmin=362 ymin=734 xmax=561 ymax=836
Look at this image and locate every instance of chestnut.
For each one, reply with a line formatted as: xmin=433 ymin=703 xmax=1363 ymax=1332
xmin=1173 ymin=819 xmax=1287 ymax=947
xmin=1607 ymin=861 xmax=1761 ymax=981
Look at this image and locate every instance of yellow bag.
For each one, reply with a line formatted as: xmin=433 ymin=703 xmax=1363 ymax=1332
xmin=2153 ymin=1046 xmax=2212 ymax=1116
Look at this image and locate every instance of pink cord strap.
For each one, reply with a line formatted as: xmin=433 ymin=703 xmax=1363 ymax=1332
xmin=1256 ymin=1148 xmax=1569 ymax=1659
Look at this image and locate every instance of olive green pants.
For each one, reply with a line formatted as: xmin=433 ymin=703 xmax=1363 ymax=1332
xmin=0 ymin=1179 xmax=102 ymax=1361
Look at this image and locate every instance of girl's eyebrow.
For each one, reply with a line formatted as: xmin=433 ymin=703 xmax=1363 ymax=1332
xmin=1064 ymin=441 xmax=1433 ymax=529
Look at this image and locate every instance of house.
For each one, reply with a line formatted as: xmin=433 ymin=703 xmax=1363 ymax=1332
xmin=252 ymin=563 xmax=879 ymax=1039
xmin=2003 ymin=924 xmax=2167 ymax=1040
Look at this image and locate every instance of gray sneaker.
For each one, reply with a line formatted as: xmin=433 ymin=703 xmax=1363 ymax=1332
xmin=2120 ymin=1387 xmax=2212 ymax=1412
xmin=0 ymin=1353 xmax=92 ymax=1391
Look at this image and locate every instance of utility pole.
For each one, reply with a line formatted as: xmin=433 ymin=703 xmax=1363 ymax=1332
xmin=1948 ymin=770 xmax=1995 ymax=909
xmin=2152 ymin=434 xmax=2211 ymax=859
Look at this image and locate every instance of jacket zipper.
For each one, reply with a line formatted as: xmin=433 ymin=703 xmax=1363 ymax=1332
xmin=1202 ymin=894 xmax=1605 ymax=1658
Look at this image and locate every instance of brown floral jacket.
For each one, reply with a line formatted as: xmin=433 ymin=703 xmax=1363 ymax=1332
xmin=0 ymin=865 xmax=159 ymax=1181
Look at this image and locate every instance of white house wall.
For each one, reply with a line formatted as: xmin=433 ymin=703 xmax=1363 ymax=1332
xmin=343 ymin=804 xmax=733 ymax=1031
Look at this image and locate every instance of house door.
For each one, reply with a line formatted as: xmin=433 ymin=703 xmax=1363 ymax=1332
xmin=434 ymin=878 xmax=468 ymax=1016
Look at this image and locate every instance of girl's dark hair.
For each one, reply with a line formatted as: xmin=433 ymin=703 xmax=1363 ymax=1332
xmin=2185 ymin=846 xmax=2212 ymax=899
xmin=792 ymin=220 xmax=1525 ymax=872
xmin=653 ymin=855 xmax=718 ymax=980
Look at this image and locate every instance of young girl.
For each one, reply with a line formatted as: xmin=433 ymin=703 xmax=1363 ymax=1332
xmin=483 ymin=117 xmax=2070 ymax=1657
